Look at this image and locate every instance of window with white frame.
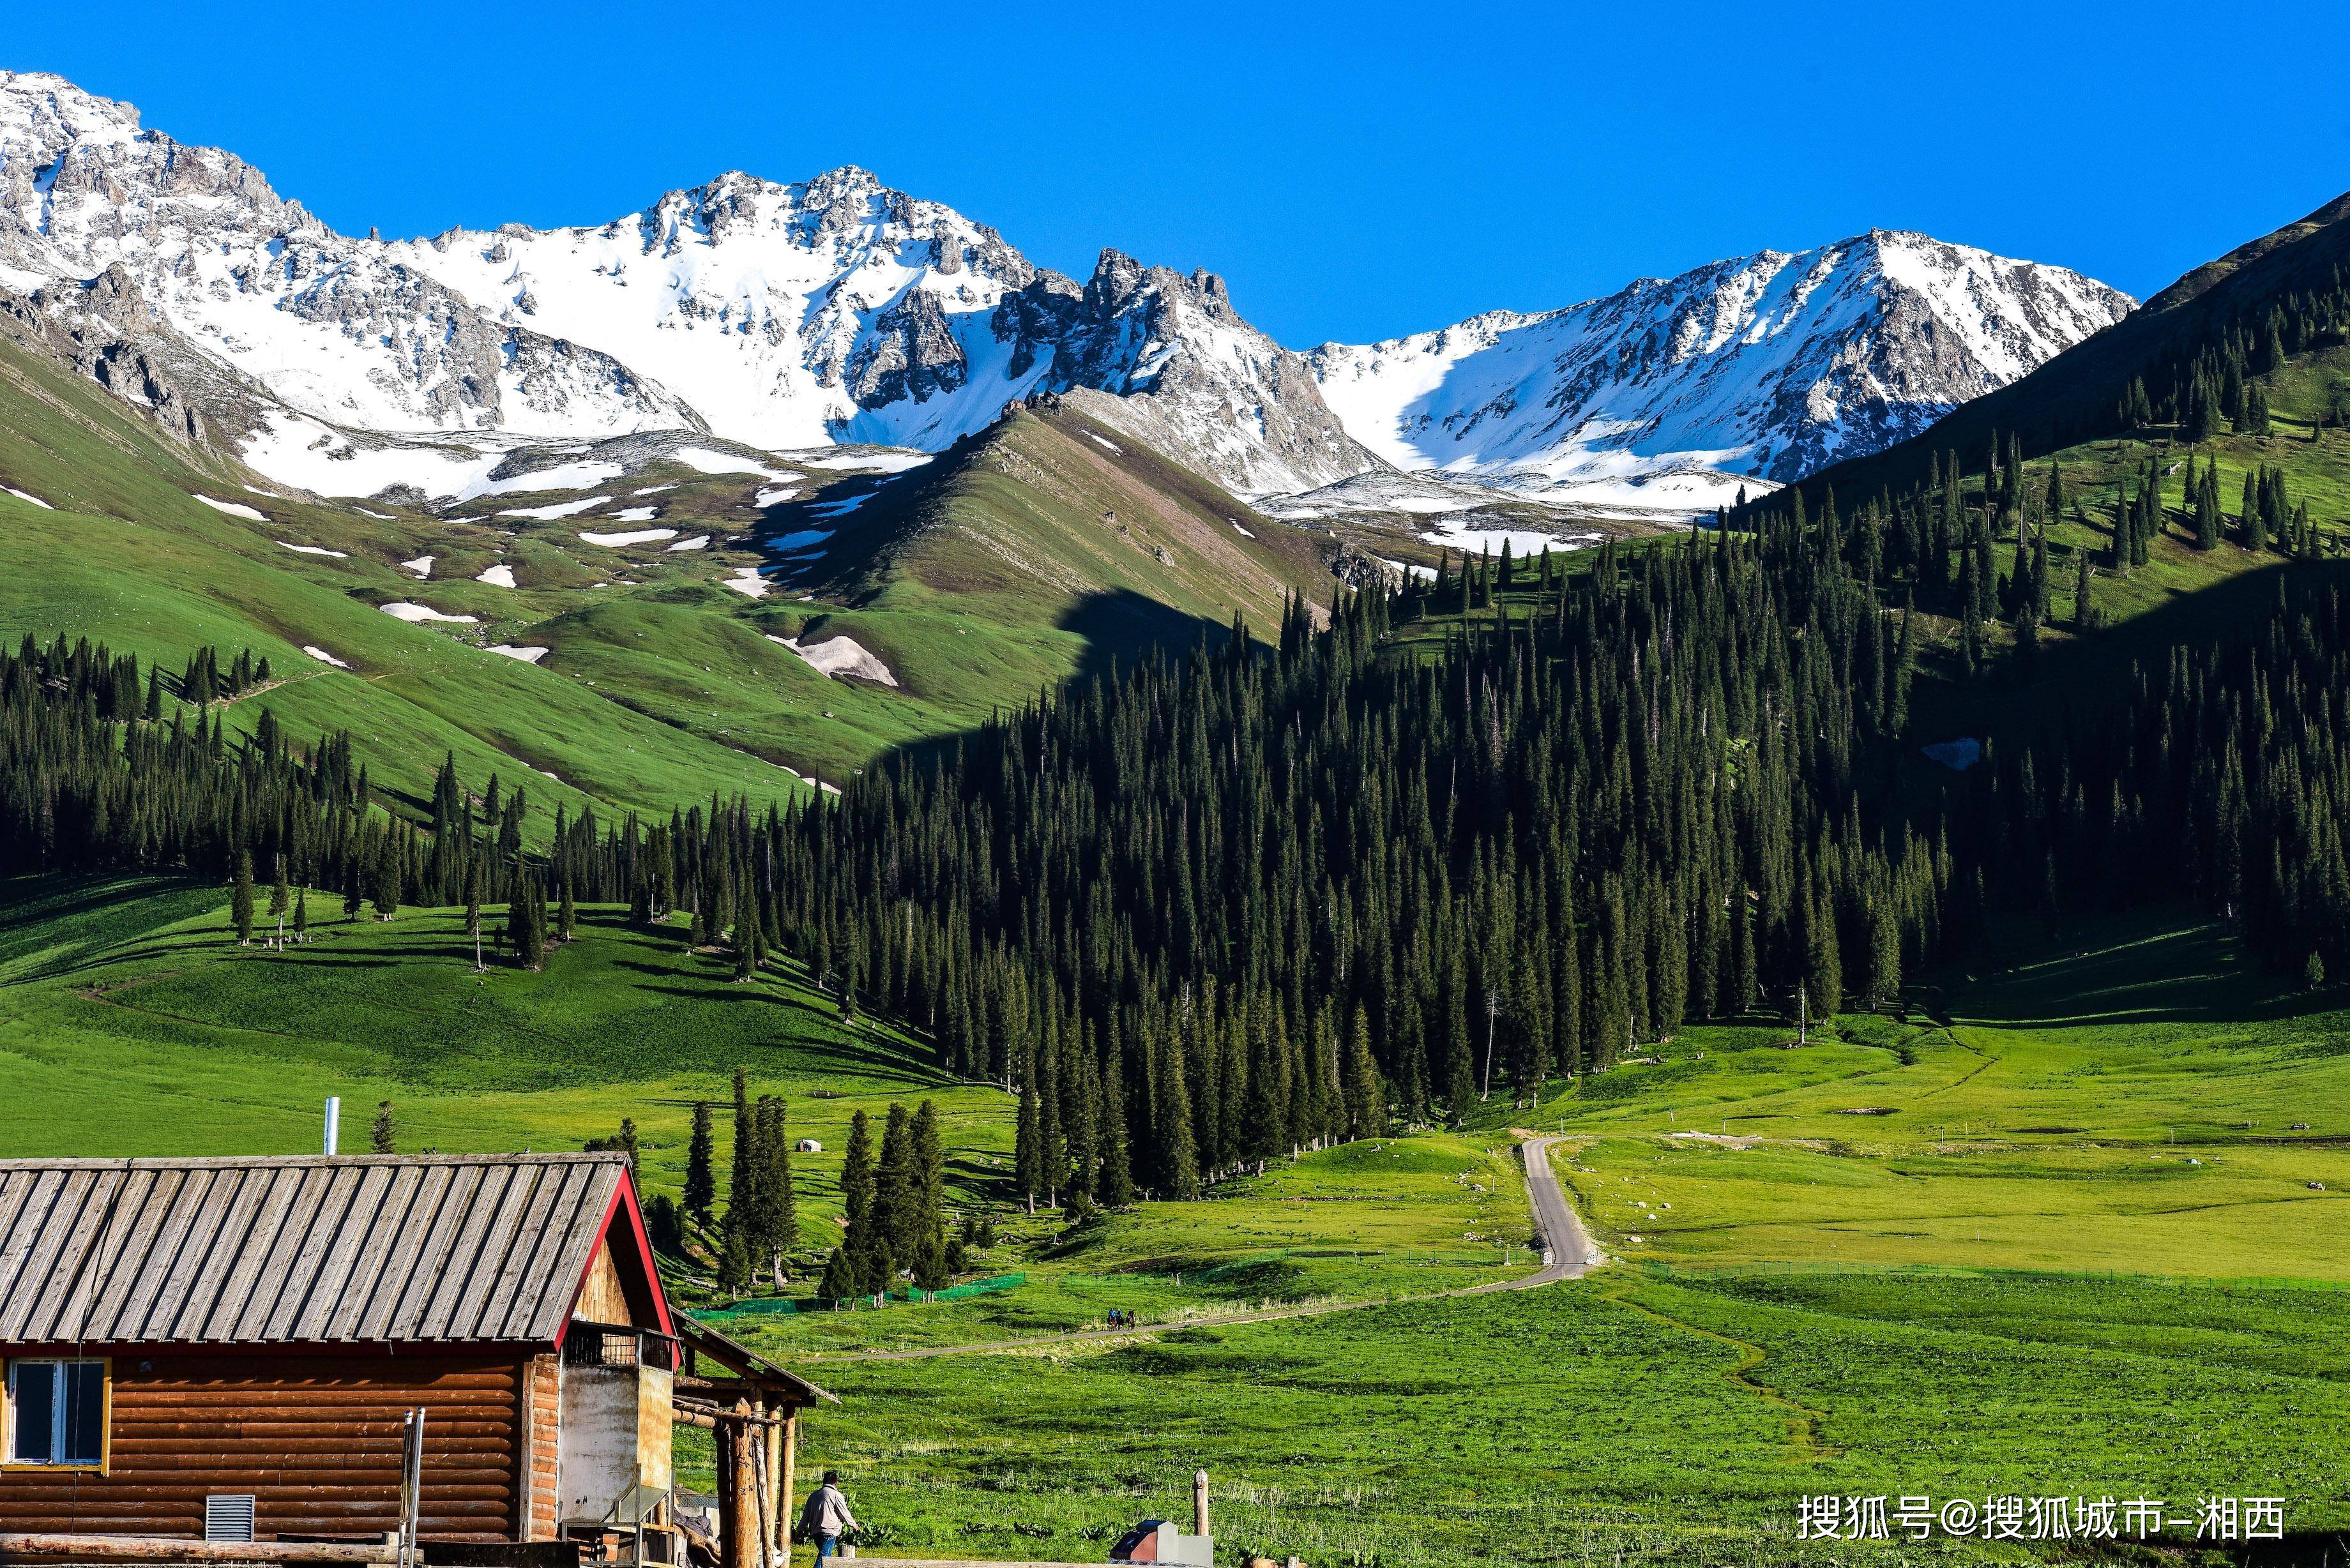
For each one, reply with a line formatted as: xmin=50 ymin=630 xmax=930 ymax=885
xmin=6 ymin=1359 xmax=107 ymax=1466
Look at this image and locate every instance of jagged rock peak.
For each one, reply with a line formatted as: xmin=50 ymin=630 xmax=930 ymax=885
xmin=1309 ymin=227 xmax=2134 ymax=504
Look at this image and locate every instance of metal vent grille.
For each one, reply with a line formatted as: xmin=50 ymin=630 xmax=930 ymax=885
xmin=204 ymin=1494 xmax=256 ymax=1543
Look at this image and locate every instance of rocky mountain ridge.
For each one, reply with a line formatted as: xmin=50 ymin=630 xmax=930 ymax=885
xmin=1 ymin=70 xmax=2130 ymax=513
xmin=1308 ymin=230 xmax=2135 ymax=509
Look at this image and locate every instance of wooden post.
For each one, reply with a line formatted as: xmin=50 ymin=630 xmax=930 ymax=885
xmin=763 ymin=1398 xmax=786 ymax=1560
xmin=747 ymin=1413 xmax=774 ymax=1568
xmin=716 ymin=1403 xmax=761 ymax=1568
xmin=1193 ymin=1468 xmax=1209 ymax=1538
xmin=714 ymin=1417 xmax=736 ymax=1568
xmin=778 ymin=1410 xmax=798 ymax=1562
xmin=732 ymin=1401 xmax=761 ymax=1568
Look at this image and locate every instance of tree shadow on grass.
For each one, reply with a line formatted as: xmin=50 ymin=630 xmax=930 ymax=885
xmin=635 ymin=981 xmax=941 ymax=1078
xmin=1946 ymin=909 xmax=2340 ymax=1032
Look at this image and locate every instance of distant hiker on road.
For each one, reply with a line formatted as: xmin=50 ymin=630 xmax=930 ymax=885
xmin=800 ymin=1471 xmax=857 ymax=1560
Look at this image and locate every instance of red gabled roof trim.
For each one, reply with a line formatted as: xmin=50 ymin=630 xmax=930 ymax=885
xmin=554 ymin=1168 xmax=678 ymax=1368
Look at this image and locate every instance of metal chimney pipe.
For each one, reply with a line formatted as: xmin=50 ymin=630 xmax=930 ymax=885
xmin=324 ymin=1096 xmax=340 ymax=1156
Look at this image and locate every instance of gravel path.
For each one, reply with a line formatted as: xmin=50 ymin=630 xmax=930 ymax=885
xmin=805 ymin=1136 xmax=1601 ymax=1362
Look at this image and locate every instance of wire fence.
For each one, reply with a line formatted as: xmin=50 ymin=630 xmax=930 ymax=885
xmin=1635 ymin=1258 xmax=2350 ymax=1292
xmin=689 ymin=1272 xmax=1027 ymax=1320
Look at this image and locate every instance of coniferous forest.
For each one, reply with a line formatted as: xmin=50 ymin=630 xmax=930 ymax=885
xmin=8 ymin=500 xmax=2350 ymax=1208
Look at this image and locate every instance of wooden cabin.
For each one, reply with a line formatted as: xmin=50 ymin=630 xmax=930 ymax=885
xmin=0 ymin=1154 xmax=716 ymax=1558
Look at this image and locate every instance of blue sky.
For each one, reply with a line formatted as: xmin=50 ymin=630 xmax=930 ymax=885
xmin=14 ymin=0 xmax=2350 ymax=347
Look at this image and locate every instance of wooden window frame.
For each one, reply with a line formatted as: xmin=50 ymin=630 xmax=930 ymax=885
xmin=1 ymin=1356 xmax=112 ymax=1474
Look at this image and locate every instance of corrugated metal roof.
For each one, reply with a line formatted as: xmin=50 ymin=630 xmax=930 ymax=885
xmin=0 ymin=1154 xmax=628 ymax=1348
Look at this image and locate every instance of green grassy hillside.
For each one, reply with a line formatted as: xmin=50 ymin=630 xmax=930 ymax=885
xmin=0 ymin=331 xmax=1340 ymax=821
xmin=782 ymin=398 xmax=1339 ymax=704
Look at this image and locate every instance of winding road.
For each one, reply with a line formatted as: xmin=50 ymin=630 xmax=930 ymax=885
xmin=805 ymin=1136 xmax=1601 ymax=1362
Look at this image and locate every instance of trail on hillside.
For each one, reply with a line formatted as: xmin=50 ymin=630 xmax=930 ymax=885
xmin=1599 ymin=1284 xmax=1842 ymax=1462
xmin=801 ymin=1135 xmax=1603 ymax=1362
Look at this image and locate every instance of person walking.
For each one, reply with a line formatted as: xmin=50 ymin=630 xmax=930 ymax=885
xmin=799 ymin=1470 xmax=858 ymax=1560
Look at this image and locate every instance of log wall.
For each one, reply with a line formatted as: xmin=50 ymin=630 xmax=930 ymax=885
xmin=523 ymin=1354 xmax=561 ymax=1543
xmin=0 ymin=1354 xmax=529 ymax=1542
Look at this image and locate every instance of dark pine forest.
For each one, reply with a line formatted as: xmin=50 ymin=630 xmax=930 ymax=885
xmin=6 ymin=481 xmax=2350 ymax=1211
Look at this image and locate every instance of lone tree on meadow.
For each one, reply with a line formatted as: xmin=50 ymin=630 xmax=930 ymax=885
xmin=371 ymin=841 xmax=400 ymax=921
xmin=683 ymin=1101 xmax=717 ymax=1232
xmin=231 ymin=850 xmax=255 ymax=944
xmin=370 ymin=1101 xmax=398 ymax=1154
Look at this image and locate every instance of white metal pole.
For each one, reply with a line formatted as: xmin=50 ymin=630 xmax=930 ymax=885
xmin=324 ymin=1097 xmax=340 ymax=1156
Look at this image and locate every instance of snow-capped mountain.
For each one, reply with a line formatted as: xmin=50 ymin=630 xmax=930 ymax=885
xmin=0 ymin=70 xmax=2130 ymax=514
xmin=0 ymin=72 xmax=1372 ymax=498
xmin=1308 ymin=234 xmax=2135 ymax=508
xmin=0 ymin=74 xmax=697 ymax=449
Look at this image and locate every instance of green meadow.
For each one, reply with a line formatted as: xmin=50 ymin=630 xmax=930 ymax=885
xmin=8 ymin=877 xmax=2350 ymax=1564
xmin=1538 ymin=912 xmax=2350 ymax=1281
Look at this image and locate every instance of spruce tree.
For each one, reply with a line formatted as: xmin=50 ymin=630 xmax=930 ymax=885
xmin=1443 ymin=953 xmax=1474 ymax=1126
xmin=753 ymin=1096 xmax=796 ymax=1283
xmin=683 ymin=1101 xmax=717 ymax=1231
xmin=371 ymin=839 xmax=400 ymax=921
xmin=728 ymin=1067 xmax=756 ymax=1229
xmin=911 ymin=1100 xmax=946 ymax=1246
xmin=1014 ymin=1073 xmax=1043 ymax=1212
xmin=840 ymin=1110 xmax=876 ymax=1238
xmin=718 ymin=1226 xmax=753 ymax=1296
xmin=1342 ymin=1004 xmax=1386 ymax=1140
xmin=817 ymin=1245 xmax=854 ymax=1300
xmin=1160 ymin=1027 xmax=1201 ymax=1198
xmin=1098 ymin=1050 xmax=1135 ymax=1206
xmin=464 ymin=863 xmax=484 ymax=968
xmin=231 ymin=849 xmax=255 ymax=944
xmin=370 ymin=1101 xmax=398 ymax=1154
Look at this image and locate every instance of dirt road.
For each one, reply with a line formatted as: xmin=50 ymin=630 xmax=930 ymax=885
xmin=802 ymin=1136 xmax=1600 ymax=1362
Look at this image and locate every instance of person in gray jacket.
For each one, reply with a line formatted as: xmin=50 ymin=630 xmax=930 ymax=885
xmin=798 ymin=1470 xmax=858 ymax=1560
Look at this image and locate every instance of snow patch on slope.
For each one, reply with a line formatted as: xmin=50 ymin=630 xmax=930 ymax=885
xmin=579 ymin=527 xmax=676 ymax=547
xmin=379 ymin=601 xmax=478 ymax=623
xmin=196 ymin=494 xmax=266 ymax=520
xmin=766 ymin=631 xmax=897 ymax=686
xmin=500 ymin=498 xmax=604 ymax=520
